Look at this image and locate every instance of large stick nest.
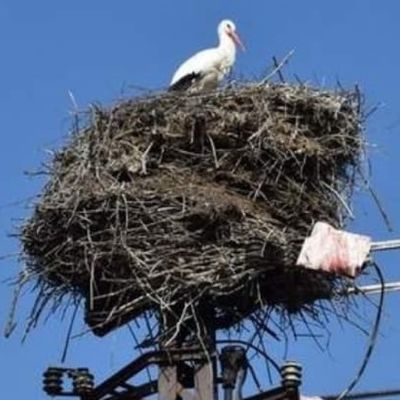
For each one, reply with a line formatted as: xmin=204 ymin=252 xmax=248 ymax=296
xmin=20 ymin=83 xmax=363 ymax=337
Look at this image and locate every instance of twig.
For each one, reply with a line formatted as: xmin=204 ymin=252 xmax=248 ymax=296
xmin=141 ymin=141 xmax=154 ymax=175
xmin=357 ymin=167 xmax=393 ymax=232
xmin=321 ymin=181 xmax=355 ymax=219
xmin=67 ymin=90 xmax=79 ymax=113
xmin=60 ymin=302 xmax=79 ymax=363
xmin=206 ymin=134 xmax=219 ymax=169
xmin=259 ymin=50 xmax=295 ymax=85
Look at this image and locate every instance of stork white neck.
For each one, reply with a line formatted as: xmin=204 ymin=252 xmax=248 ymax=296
xmin=218 ymin=28 xmax=237 ymax=58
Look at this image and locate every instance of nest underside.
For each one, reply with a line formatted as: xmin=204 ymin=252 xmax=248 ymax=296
xmin=20 ymin=83 xmax=363 ymax=337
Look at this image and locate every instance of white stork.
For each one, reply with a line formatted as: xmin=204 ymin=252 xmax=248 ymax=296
xmin=169 ymin=19 xmax=245 ymax=92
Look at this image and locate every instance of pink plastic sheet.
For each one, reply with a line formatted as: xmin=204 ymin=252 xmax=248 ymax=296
xmin=296 ymin=222 xmax=371 ymax=278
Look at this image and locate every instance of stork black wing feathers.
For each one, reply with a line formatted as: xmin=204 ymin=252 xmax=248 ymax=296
xmin=168 ymin=72 xmax=203 ymax=92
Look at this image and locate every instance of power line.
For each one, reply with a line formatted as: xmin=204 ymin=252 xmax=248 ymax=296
xmin=324 ymin=388 xmax=400 ymax=400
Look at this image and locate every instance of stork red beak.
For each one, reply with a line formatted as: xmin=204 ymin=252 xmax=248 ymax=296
xmin=229 ymin=30 xmax=245 ymax=51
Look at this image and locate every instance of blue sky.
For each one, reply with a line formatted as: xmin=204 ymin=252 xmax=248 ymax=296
xmin=1 ymin=0 xmax=400 ymax=398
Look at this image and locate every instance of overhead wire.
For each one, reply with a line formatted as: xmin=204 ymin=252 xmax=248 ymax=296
xmin=336 ymin=262 xmax=385 ymax=400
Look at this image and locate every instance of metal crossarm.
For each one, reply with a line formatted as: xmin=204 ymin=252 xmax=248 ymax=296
xmin=324 ymin=388 xmax=400 ymax=400
xmin=371 ymin=240 xmax=400 ymax=252
xmin=90 ymin=348 xmax=209 ymax=400
xmin=42 ymin=349 xmax=302 ymax=400
xmin=43 ymin=348 xmax=210 ymax=400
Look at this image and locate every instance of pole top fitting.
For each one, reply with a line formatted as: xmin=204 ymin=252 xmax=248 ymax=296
xmin=220 ymin=345 xmax=248 ymax=389
xmin=280 ymin=361 xmax=302 ymax=389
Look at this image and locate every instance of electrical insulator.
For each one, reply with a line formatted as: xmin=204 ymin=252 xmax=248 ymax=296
xmin=43 ymin=367 xmax=63 ymax=396
xmin=71 ymin=368 xmax=94 ymax=395
xmin=280 ymin=361 xmax=302 ymax=389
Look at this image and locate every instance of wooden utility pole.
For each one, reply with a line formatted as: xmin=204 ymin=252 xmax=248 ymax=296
xmin=158 ymin=303 xmax=217 ymax=400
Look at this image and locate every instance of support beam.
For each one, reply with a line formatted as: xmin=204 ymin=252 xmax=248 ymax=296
xmin=158 ymin=367 xmax=178 ymax=400
xmin=371 ymin=240 xmax=400 ymax=252
xmin=195 ymin=361 xmax=215 ymax=400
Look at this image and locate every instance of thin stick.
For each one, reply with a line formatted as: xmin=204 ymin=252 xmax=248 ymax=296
xmin=67 ymin=90 xmax=79 ymax=112
xmin=357 ymin=166 xmax=393 ymax=232
xmin=273 ymin=56 xmax=285 ymax=83
xmin=60 ymin=302 xmax=79 ymax=363
xmin=141 ymin=142 xmax=154 ymax=175
xmin=259 ymin=50 xmax=295 ymax=85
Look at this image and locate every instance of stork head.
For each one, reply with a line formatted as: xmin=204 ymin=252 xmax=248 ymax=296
xmin=218 ymin=19 xmax=245 ymax=51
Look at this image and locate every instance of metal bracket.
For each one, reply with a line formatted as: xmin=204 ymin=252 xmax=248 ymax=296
xmin=43 ymin=347 xmax=210 ymax=400
xmin=42 ymin=348 xmax=302 ymax=400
